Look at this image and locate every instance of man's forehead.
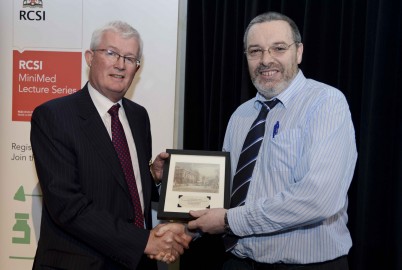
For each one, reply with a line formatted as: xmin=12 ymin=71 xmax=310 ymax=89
xmin=99 ymin=31 xmax=139 ymax=52
xmin=247 ymin=20 xmax=293 ymax=44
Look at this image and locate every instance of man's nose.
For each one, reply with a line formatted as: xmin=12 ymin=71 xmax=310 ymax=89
xmin=114 ymin=56 xmax=126 ymax=69
xmin=260 ymin=49 xmax=274 ymax=65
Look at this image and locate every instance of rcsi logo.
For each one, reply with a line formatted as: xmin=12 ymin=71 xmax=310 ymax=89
xmin=23 ymin=0 xmax=43 ymax=8
xmin=19 ymin=60 xmax=43 ymax=70
xmin=20 ymin=0 xmax=45 ymax=21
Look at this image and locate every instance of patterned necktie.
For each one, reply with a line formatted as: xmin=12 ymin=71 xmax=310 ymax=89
xmin=108 ymin=104 xmax=144 ymax=228
xmin=224 ymin=99 xmax=279 ymax=251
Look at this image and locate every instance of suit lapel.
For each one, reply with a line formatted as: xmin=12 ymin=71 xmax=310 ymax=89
xmin=76 ymin=86 xmax=130 ymax=197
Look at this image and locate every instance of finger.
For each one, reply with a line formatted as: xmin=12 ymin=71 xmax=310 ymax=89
xmin=152 ymin=251 xmax=166 ymax=261
xmin=153 ymin=223 xmax=168 ymax=237
xmin=187 ymin=216 xmax=203 ymax=230
xmin=173 ymin=233 xmax=191 ymax=249
xmin=162 ymin=253 xmax=175 ymax=264
xmin=187 ymin=220 xmax=196 ymax=230
xmin=154 ymin=152 xmax=169 ymax=166
xmin=167 ymin=255 xmax=176 ymax=263
xmin=158 ymin=152 xmax=169 ymax=159
xmin=166 ymin=247 xmax=180 ymax=262
xmin=160 ymin=223 xmax=185 ymax=234
xmin=164 ymin=239 xmax=183 ymax=257
xmin=189 ymin=209 xmax=207 ymax=218
xmin=171 ymin=239 xmax=185 ymax=255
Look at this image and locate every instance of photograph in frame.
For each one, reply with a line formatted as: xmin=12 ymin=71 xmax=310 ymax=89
xmin=157 ymin=149 xmax=231 ymax=221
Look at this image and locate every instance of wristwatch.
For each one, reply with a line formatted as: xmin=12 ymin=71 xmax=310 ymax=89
xmin=224 ymin=211 xmax=233 ymax=234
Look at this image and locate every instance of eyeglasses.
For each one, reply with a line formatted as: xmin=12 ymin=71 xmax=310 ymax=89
xmin=93 ymin=49 xmax=140 ymax=67
xmin=244 ymin=42 xmax=299 ymax=60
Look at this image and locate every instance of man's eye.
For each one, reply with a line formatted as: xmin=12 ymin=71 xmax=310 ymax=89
xmin=249 ymin=49 xmax=262 ymax=55
xmin=125 ymin=57 xmax=135 ymax=64
xmin=272 ymin=46 xmax=286 ymax=52
xmin=106 ymin=50 xmax=116 ymax=56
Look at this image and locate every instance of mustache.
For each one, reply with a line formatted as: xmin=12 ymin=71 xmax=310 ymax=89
xmin=256 ymin=63 xmax=283 ymax=72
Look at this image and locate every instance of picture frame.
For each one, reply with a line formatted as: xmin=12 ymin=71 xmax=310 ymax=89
xmin=157 ymin=149 xmax=231 ymax=221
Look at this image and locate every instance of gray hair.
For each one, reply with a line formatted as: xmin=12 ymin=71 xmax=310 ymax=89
xmin=90 ymin=20 xmax=143 ymax=58
xmin=243 ymin=12 xmax=302 ymax=50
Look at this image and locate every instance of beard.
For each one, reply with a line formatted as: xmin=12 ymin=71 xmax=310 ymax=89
xmin=251 ymin=62 xmax=298 ymax=99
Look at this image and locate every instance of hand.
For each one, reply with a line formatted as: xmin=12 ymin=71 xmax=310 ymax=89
xmin=145 ymin=223 xmax=192 ymax=263
xmin=150 ymin=152 xmax=169 ymax=182
xmin=188 ymin=208 xmax=227 ymax=234
xmin=154 ymin=222 xmax=192 ymax=248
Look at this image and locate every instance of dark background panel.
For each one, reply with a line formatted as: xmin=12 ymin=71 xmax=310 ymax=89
xmin=182 ymin=0 xmax=402 ymax=269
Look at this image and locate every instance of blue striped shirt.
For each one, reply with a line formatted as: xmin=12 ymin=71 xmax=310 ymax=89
xmin=223 ymin=70 xmax=357 ymax=264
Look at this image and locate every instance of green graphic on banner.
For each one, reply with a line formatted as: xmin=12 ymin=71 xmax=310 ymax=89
xmin=14 ymin=185 xmax=42 ymax=202
xmin=9 ymin=256 xmax=34 ymax=260
xmin=9 ymin=185 xmax=41 ymax=260
xmin=12 ymin=213 xmax=31 ymax=244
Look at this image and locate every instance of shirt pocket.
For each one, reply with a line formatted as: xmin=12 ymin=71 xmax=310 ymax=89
xmin=268 ymin=129 xmax=302 ymax=171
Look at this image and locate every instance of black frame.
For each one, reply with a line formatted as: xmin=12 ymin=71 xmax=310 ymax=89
xmin=157 ymin=149 xmax=231 ymax=221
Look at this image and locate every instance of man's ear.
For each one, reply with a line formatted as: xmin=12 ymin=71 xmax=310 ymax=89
xmin=296 ymin=43 xmax=303 ymax=64
xmin=84 ymin=50 xmax=94 ymax=67
xmin=134 ymin=64 xmax=141 ymax=73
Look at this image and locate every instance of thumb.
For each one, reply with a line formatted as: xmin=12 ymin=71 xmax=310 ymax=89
xmin=189 ymin=209 xmax=207 ymax=218
xmin=187 ymin=209 xmax=207 ymax=230
xmin=154 ymin=223 xmax=168 ymax=237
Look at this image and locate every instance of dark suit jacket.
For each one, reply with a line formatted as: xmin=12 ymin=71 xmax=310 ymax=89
xmin=30 ymin=84 xmax=159 ymax=270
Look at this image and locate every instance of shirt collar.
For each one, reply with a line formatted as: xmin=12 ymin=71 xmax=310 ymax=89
xmin=88 ymin=82 xmax=123 ymax=116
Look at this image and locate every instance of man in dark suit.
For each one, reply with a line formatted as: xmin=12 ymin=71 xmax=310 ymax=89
xmin=30 ymin=21 xmax=191 ymax=270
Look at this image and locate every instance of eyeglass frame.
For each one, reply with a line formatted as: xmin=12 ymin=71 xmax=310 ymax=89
xmin=244 ymin=42 xmax=300 ymax=60
xmin=93 ymin=49 xmax=141 ymax=67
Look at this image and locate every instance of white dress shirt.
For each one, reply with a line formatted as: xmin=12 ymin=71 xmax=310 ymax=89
xmin=88 ymin=83 xmax=144 ymax=212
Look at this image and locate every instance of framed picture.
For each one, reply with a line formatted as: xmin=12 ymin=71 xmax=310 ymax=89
xmin=157 ymin=149 xmax=231 ymax=221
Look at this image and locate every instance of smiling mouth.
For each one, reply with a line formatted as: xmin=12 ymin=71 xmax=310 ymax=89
xmin=110 ymin=74 xmax=125 ymax=79
xmin=261 ymin=70 xmax=278 ymax=76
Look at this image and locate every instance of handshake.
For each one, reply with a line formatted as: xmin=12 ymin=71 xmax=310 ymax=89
xmin=144 ymin=222 xmax=194 ymax=264
xmin=144 ymin=208 xmax=227 ymax=264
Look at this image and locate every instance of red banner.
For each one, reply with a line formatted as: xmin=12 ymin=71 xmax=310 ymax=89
xmin=12 ymin=50 xmax=82 ymax=121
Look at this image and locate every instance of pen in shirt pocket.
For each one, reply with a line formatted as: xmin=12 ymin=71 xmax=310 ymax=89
xmin=273 ymin=121 xmax=280 ymax=138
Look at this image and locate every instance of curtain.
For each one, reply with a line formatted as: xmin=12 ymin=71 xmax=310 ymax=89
xmin=182 ymin=0 xmax=402 ymax=269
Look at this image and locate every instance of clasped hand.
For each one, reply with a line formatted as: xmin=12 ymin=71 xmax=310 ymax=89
xmin=188 ymin=208 xmax=227 ymax=234
xmin=145 ymin=223 xmax=192 ymax=264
